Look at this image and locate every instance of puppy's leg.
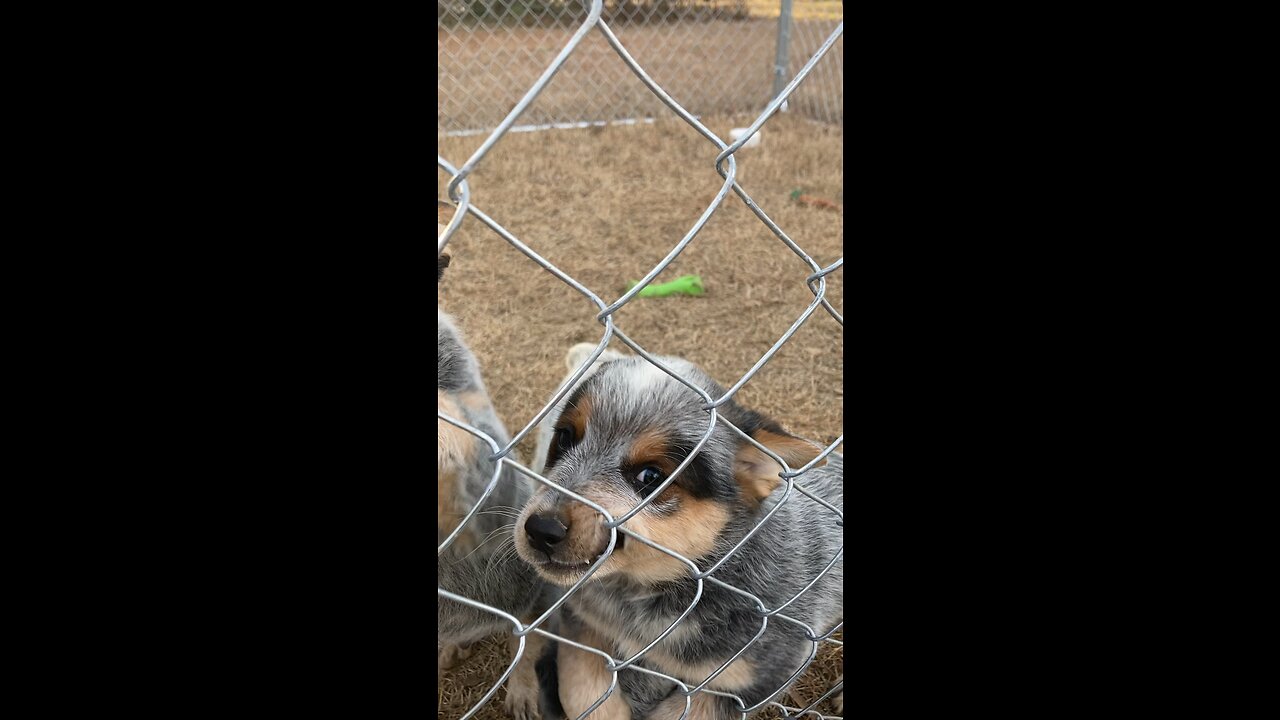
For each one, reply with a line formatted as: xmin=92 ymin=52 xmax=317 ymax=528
xmin=646 ymin=690 xmax=733 ymax=720
xmin=558 ymin=622 xmax=631 ymax=720
xmin=505 ymin=623 xmax=546 ymax=720
xmin=831 ymin=675 xmax=843 ymax=715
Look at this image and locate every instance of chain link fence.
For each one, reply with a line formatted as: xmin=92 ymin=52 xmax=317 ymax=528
xmin=438 ymin=0 xmax=842 ymax=134
xmin=438 ymin=1 xmax=843 ymax=717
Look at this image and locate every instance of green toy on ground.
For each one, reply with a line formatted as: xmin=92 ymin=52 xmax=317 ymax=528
xmin=625 ymin=274 xmax=706 ymax=298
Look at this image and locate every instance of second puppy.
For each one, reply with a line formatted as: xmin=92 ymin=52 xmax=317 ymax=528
xmin=438 ymin=205 xmax=551 ymax=719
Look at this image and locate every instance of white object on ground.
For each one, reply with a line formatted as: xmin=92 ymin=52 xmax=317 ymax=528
xmin=729 ymin=128 xmax=762 ymax=148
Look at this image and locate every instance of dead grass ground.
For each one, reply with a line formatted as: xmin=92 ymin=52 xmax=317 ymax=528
xmin=438 ymin=113 xmax=842 ymax=719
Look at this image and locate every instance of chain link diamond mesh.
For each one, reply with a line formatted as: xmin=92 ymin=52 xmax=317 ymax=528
xmin=439 ymin=1 xmax=843 ymax=717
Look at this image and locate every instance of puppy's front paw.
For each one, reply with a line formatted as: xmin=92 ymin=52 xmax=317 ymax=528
xmin=505 ymin=677 xmax=541 ymax=720
xmin=439 ymin=642 xmax=474 ymax=670
xmin=832 ymin=689 xmax=843 ymax=715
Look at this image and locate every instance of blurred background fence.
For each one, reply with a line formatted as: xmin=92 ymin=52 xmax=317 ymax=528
xmin=438 ymin=0 xmax=844 ymax=135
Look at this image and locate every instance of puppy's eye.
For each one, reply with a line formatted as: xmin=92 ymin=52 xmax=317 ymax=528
xmin=545 ymin=426 xmax=578 ymax=469
xmin=554 ymin=427 xmax=574 ymax=451
xmin=635 ymin=467 xmax=665 ymax=493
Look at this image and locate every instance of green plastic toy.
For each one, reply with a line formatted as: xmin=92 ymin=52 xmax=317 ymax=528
xmin=625 ymin=274 xmax=706 ymax=298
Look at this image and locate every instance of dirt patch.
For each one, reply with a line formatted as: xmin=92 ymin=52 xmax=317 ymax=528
xmin=439 ymin=114 xmax=842 ymax=719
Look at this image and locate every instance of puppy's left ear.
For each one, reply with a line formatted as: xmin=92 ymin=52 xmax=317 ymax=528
xmin=564 ymin=342 xmax=624 ymax=371
xmin=438 ymin=253 xmax=451 ymax=283
xmin=734 ymin=427 xmax=826 ymax=502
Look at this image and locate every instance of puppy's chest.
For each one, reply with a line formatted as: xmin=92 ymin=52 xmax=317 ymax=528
xmin=568 ymin=592 xmax=759 ymax=693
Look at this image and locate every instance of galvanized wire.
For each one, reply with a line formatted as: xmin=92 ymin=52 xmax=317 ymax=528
xmin=438 ymin=1 xmax=843 ymax=717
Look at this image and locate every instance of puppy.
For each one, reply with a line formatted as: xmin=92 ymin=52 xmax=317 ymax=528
xmin=515 ymin=353 xmax=843 ymax=719
xmin=438 ymin=203 xmax=550 ymax=719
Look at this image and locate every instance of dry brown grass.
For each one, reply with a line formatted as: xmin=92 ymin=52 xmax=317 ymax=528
xmin=438 ymin=113 xmax=842 ymax=719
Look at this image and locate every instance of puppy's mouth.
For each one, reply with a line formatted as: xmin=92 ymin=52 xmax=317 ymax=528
xmin=522 ymin=555 xmax=597 ymax=585
xmin=545 ymin=556 xmax=596 ymax=571
xmin=518 ymin=535 xmax=625 ymax=585
xmin=533 ymin=544 xmax=614 ymax=570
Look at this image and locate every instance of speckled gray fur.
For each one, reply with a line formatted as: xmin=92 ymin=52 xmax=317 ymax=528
xmin=528 ymin=356 xmax=843 ymax=719
xmin=438 ymin=307 xmax=551 ymax=647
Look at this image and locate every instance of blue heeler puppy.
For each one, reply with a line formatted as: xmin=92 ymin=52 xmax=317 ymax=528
xmin=516 ymin=352 xmax=843 ymax=719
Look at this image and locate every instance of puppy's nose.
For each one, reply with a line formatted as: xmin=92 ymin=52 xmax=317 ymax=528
xmin=525 ymin=514 xmax=568 ymax=555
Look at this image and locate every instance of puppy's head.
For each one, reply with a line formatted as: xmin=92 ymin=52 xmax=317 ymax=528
xmin=514 ymin=356 xmax=824 ymax=586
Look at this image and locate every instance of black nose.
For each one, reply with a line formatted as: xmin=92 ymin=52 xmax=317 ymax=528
xmin=525 ymin=514 xmax=568 ymax=555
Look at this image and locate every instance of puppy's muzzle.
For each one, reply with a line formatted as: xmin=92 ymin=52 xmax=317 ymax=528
xmin=524 ymin=514 xmax=568 ymax=556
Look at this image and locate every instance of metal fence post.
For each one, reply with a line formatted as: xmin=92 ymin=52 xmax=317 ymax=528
xmin=772 ymin=0 xmax=794 ymax=102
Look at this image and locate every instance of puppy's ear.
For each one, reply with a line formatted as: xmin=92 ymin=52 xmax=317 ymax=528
xmin=564 ymin=343 xmax=624 ymax=371
xmin=438 ymin=253 xmax=451 ymax=283
xmin=734 ymin=426 xmax=825 ymax=502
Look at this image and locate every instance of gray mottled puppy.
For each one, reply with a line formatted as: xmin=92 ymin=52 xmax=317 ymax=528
xmin=516 ymin=352 xmax=843 ymax=720
xmin=438 ymin=212 xmax=551 ymax=719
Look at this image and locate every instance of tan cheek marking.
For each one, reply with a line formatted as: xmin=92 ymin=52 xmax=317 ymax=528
xmin=610 ymin=492 xmax=729 ymax=584
xmin=562 ymin=485 xmax=632 ymax=560
xmin=565 ymin=499 xmax=604 ymax=557
xmin=661 ymin=494 xmax=729 ymax=558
